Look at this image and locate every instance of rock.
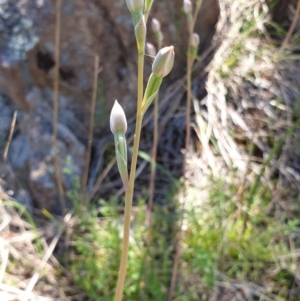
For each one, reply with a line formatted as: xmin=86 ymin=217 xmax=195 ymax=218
xmin=25 ymin=88 xmax=86 ymax=212
xmin=8 ymin=134 xmax=30 ymax=170
xmin=0 ymin=0 xmax=38 ymax=64
xmin=0 ymin=0 xmax=38 ymax=111
xmin=13 ymin=189 xmax=33 ymax=214
xmin=2 ymin=87 xmax=86 ymax=213
xmin=0 ymin=0 xmax=220 ymax=213
xmin=0 ymin=93 xmax=13 ymax=154
xmin=0 ymin=0 xmax=219 ymax=128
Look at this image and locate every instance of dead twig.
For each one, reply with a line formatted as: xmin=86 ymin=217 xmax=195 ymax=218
xmin=280 ymin=0 xmax=300 ymax=50
xmin=2 ymin=111 xmax=17 ymax=164
xmin=81 ymin=55 xmax=100 ymax=202
xmin=21 ymin=213 xmax=72 ymax=301
xmin=52 ymin=0 xmax=65 ymax=213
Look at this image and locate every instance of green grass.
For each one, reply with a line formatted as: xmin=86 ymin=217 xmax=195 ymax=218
xmin=69 ymin=198 xmax=176 ymax=300
xmin=67 ymin=169 xmax=300 ymax=301
xmin=70 ymin=202 xmax=121 ymax=300
xmin=176 ymin=178 xmax=300 ymax=300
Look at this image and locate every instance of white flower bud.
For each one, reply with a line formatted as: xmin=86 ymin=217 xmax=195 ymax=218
xmin=110 ymin=100 xmax=127 ymax=134
xmin=183 ymin=0 xmax=192 ymax=14
xmin=152 ymin=46 xmax=175 ymax=78
xmin=151 ymin=18 xmax=161 ymax=33
xmin=190 ymin=33 xmax=200 ymax=48
xmin=146 ymin=42 xmax=156 ymax=57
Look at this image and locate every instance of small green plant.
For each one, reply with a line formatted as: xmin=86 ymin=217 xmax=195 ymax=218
xmin=70 ymin=200 xmax=148 ymax=300
xmin=70 ymin=196 xmax=180 ymax=300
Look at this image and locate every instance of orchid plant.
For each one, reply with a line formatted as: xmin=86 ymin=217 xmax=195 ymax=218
xmin=109 ymin=1 xmax=175 ymax=300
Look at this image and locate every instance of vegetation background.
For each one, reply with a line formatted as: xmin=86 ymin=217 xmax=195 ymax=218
xmin=1 ymin=0 xmax=300 ymax=300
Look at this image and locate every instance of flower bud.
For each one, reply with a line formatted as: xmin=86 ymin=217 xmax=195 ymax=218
xmin=151 ymin=18 xmax=161 ymax=33
xmin=190 ymin=33 xmax=200 ymax=48
xmin=125 ymin=0 xmax=144 ymax=13
xmin=183 ymin=0 xmax=192 ymax=14
xmin=110 ymin=100 xmax=127 ymax=134
xmin=189 ymin=33 xmax=200 ymax=58
xmin=151 ymin=19 xmax=163 ymax=48
xmin=110 ymin=100 xmax=128 ymax=189
xmin=146 ymin=42 xmax=156 ymax=57
xmin=142 ymin=73 xmax=162 ymax=115
xmin=114 ymin=132 xmax=128 ymax=189
xmin=135 ymin=15 xmax=146 ymax=49
xmin=152 ymin=46 xmax=175 ymax=78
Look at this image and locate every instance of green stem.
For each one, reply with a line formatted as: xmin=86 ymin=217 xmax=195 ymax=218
xmin=144 ymin=0 xmax=154 ymax=22
xmin=148 ymin=93 xmax=158 ymax=221
xmin=185 ymin=55 xmax=193 ymax=173
xmin=148 ymin=37 xmax=162 ymax=233
xmin=115 ymin=49 xmax=144 ymax=301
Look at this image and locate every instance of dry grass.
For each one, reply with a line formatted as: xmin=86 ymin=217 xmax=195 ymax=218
xmin=0 ymin=197 xmax=82 ymax=301
xmin=179 ymin=0 xmax=300 ymax=299
xmin=184 ymin=0 xmax=300 ymax=196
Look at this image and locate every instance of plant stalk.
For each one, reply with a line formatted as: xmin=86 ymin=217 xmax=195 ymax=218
xmin=81 ymin=55 xmax=99 ymax=203
xmin=148 ymin=93 xmax=158 ymax=224
xmin=53 ymin=0 xmax=65 ymax=214
xmin=168 ymin=52 xmax=193 ymax=301
xmin=185 ymin=54 xmax=193 ymax=177
xmin=148 ymin=34 xmax=162 ymax=237
xmin=115 ymin=49 xmax=144 ymax=301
